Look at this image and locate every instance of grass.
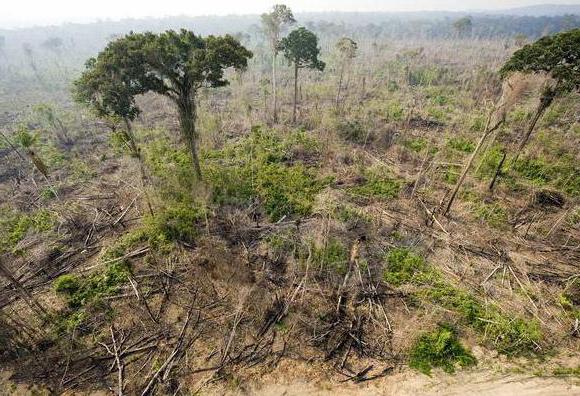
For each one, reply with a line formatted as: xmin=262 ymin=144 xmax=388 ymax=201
xmin=409 ymin=324 xmax=476 ymax=375
xmin=383 ymin=247 xmax=542 ymax=355
xmin=473 ymin=202 xmax=509 ymax=229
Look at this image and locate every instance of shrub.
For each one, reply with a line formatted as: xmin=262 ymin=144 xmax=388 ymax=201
xmin=384 ymin=248 xmax=427 ymax=286
xmin=206 ymin=127 xmax=328 ymax=221
xmin=447 ymin=137 xmax=475 ymax=153
xmin=337 ymin=120 xmax=368 ymax=144
xmin=409 ymin=325 xmax=476 ymax=375
xmin=474 ymin=203 xmax=508 ymax=229
xmin=311 ymin=238 xmax=349 ymax=274
xmin=349 ymin=169 xmax=400 ymax=200
xmin=54 ymin=262 xmax=130 ymax=309
xmin=404 ymin=137 xmax=428 ymax=153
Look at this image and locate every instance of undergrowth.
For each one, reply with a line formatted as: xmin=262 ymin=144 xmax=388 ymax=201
xmin=384 ymin=247 xmax=542 ymax=355
xmin=409 ymin=324 xmax=476 ymax=375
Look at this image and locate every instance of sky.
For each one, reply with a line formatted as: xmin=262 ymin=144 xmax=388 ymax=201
xmin=1 ymin=0 xmax=579 ymax=28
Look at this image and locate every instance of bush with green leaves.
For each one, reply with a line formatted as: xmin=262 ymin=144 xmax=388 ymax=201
xmin=409 ymin=325 xmax=476 ymax=375
xmin=205 ymin=127 xmax=328 ymax=221
xmin=348 ymin=169 xmax=400 ymax=201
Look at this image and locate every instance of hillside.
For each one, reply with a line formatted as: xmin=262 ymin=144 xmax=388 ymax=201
xmin=0 ymin=9 xmax=579 ymax=396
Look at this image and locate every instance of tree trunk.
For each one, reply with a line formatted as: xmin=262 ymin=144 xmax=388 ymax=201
xmin=124 ymin=119 xmax=154 ymax=216
xmin=488 ymin=150 xmax=507 ymax=191
xmin=513 ymin=94 xmax=553 ymax=163
xmin=293 ymin=63 xmax=298 ymax=124
xmin=489 ymin=92 xmax=553 ymax=192
xmin=336 ymin=63 xmax=344 ymax=109
xmin=443 ymin=111 xmax=503 ymax=216
xmin=177 ymin=92 xmax=202 ymax=180
xmin=272 ymin=52 xmax=278 ymax=123
xmin=0 ymin=256 xmax=46 ymax=317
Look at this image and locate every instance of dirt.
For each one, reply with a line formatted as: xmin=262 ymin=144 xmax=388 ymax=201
xmin=213 ymin=369 xmax=580 ymax=396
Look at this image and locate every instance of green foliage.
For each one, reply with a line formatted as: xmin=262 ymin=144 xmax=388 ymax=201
xmin=206 ymin=127 xmax=327 ymax=221
xmin=279 ymin=27 xmax=325 ymax=71
xmin=404 ymin=137 xmax=428 ymax=153
xmin=409 ymin=325 xmax=476 ymax=375
xmin=348 ymin=169 xmax=400 ymax=200
xmin=384 ymin=248 xmax=427 ymax=286
xmin=386 ymin=100 xmax=405 ymax=121
xmin=384 ymin=247 xmax=542 ymax=355
xmin=336 ymin=120 xmax=368 ymax=144
xmin=473 ymin=202 xmax=508 ymax=229
xmin=500 ymin=29 xmax=580 ymax=94
xmin=54 ymin=262 xmax=130 ymax=309
xmin=0 ymin=208 xmax=55 ymax=254
xmin=553 ymin=366 xmax=580 ymax=377
xmin=14 ymin=126 xmax=37 ymax=148
xmin=447 ymin=137 xmax=475 ymax=153
xmin=311 ymin=239 xmax=349 ymax=274
xmin=261 ymin=4 xmax=295 ymax=49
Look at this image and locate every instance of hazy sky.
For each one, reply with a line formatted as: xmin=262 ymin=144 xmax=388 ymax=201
xmin=2 ymin=0 xmax=579 ymax=28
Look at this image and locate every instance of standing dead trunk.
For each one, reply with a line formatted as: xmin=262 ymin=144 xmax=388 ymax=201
xmin=488 ymin=150 xmax=507 ymax=191
xmin=0 ymin=256 xmax=46 ymax=316
xmin=293 ymin=63 xmax=298 ymax=124
xmin=335 ymin=63 xmax=345 ymax=109
xmin=272 ymin=52 xmax=278 ymax=123
xmin=443 ymin=111 xmax=503 ymax=216
xmin=489 ymin=91 xmax=554 ymax=192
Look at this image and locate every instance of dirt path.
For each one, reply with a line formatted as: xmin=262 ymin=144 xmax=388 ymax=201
xmin=230 ymin=370 xmax=580 ymax=396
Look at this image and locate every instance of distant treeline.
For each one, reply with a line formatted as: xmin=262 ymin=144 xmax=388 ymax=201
xmin=1 ymin=12 xmax=578 ymax=51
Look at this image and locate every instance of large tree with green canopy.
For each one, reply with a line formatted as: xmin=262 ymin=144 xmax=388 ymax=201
xmin=490 ymin=28 xmax=580 ymax=190
xmin=279 ymin=27 xmax=326 ymax=123
xmin=74 ymin=29 xmax=253 ymax=180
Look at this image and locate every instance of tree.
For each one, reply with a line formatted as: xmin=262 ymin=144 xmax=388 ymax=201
xmin=75 ymin=30 xmax=252 ymax=180
xmin=0 ymin=36 xmax=5 ymax=58
xmin=490 ymin=28 xmax=580 ymax=190
xmin=261 ymin=4 xmax=296 ymax=123
xmin=41 ymin=37 xmax=63 ymax=54
xmin=453 ymin=17 xmax=473 ymax=38
xmin=334 ymin=37 xmax=358 ymax=108
xmin=279 ymin=27 xmax=326 ymax=123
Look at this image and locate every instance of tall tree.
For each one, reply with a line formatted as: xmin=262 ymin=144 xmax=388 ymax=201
xmin=490 ymin=28 xmax=580 ymax=190
xmin=75 ymin=30 xmax=252 ymax=180
xmin=261 ymin=4 xmax=296 ymax=123
xmin=279 ymin=27 xmax=326 ymax=123
xmin=334 ymin=37 xmax=358 ymax=108
xmin=453 ymin=16 xmax=473 ymax=38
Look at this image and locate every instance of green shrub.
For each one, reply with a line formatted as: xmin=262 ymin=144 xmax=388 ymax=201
xmin=474 ymin=203 xmax=508 ymax=229
xmin=349 ymin=170 xmax=400 ymax=200
xmin=54 ymin=262 xmax=130 ymax=309
xmin=337 ymin=120 xmax=368 ymax=144
xmin=384 ymin=247 xmax=542 ymax=355
xmin=409 ymin=325 xmax=476 ymax=375
xmin=404 ymin=137 xmax=428 ymax=153
xmin=384 ymin=248 xmax=428 ymax=286
xmin=447 ymin=137 xmax=475 ymax=153
xmin=312 ymin=239 xmax=349 ymax=274
xmin=206 ymin=127 xmax=328 ymax=221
